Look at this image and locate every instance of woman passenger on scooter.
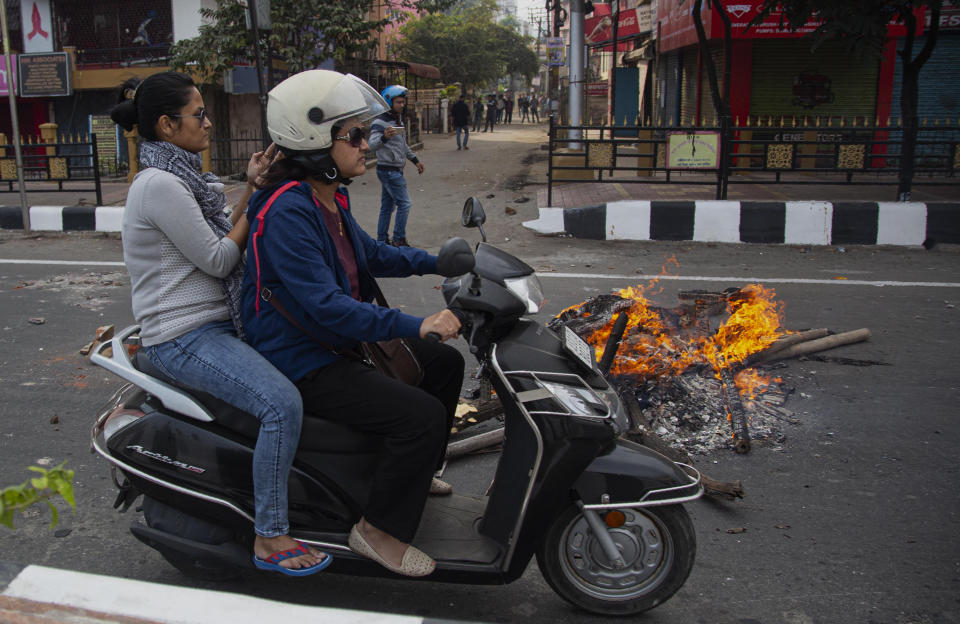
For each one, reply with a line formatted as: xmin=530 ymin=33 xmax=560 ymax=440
xmin=110 ymin=72 xmax=331 ymax=577
xmin=240 ymin=70 xmax=464 ymax=578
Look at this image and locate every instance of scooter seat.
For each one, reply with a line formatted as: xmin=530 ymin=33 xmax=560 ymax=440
xmin=133 ymin=351 xmax=380 ymax=453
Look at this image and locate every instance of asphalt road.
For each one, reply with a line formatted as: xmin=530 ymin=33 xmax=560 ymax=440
xmin=1 ymin=125 xmax=958 ymax=623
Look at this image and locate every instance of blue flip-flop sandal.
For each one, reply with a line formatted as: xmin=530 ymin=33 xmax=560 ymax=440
xmin=253 ymin=542 xmax=332 ymax=576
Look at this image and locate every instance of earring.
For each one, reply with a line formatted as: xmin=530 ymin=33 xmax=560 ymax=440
xmin=323 ymin=167 xmax=339 ymax=181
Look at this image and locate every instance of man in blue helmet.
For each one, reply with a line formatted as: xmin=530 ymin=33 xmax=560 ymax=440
xmin=369 ymin=85 xmax=424 ymax=247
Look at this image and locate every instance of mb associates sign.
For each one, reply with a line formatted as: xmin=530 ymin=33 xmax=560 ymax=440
xmin=18 ymin=52 xmax=71 ymax=97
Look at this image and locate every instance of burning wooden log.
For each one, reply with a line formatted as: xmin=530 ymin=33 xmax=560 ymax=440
xmin=719 ymin=364 xmax=751 ymax=454
xmin=757 ymin=328 xmax=871 ymax=363
xmin=747 ymin=328 xmax=829 ymax=365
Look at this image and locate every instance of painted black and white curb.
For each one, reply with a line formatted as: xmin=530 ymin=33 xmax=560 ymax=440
xmin=524 ymin=201 xmax=960 ymax=246
xmin=0 ymin=205 xmax=124 ymax=231
xmin=0 ymin=561 xmax=461 ymax=623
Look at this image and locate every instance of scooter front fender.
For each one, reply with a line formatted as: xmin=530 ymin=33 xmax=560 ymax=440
xmin=573 ymin=438 xmax=703 ymax=510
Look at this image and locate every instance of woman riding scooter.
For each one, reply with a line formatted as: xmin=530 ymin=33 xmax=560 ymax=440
xmin=110 ymin=72 xmax=330 ymax=576
xmin=240 ymin=70 xmax=464 ymax=577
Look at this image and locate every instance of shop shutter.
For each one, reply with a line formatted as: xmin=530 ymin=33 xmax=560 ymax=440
xmin=680 ymin=47 xmax=699 ymax=125
xmin=891 ymin=32 xmax=960 ymax=122
xmin=699 ymin=45 xmax=724 ymax=124
xmin=659 ymin=51 xmax=681 ymax=125
xmin=750 ymin=39 xmax=880 ymax=122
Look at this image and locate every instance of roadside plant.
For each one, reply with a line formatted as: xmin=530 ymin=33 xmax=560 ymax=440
xmin=1 ymin=463 xmax=76 ymax=529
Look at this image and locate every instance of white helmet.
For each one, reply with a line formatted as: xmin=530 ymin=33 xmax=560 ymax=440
xmin=267 ymin=70 xmax=387 ymax=152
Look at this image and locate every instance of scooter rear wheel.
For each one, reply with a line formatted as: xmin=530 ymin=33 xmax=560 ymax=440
xmin=536 ymin=503 xmax=696 ymax=615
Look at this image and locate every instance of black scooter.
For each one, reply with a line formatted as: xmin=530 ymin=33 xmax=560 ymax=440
xmin=90 ymin=197 xmax=702 ymax=615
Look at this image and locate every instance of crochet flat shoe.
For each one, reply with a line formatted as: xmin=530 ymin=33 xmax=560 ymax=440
xmin=429 ymin=477 xmax=453 ymax=495
xmin=348 ymin=524 xmax=435 ymax=577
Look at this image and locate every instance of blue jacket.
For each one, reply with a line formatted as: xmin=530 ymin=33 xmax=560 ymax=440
xmin=241 ymin=180 xmax=437 ymax=382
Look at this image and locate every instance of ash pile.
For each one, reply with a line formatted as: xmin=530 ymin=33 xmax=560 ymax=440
xmin=551 ymin=286 xmax=869 ymax=456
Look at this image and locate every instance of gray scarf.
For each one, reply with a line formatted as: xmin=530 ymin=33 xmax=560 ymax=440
xmin=139 ymin=140 xmax=246 ymax=341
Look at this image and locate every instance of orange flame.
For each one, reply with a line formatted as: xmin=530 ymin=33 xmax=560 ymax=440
xmin=575 ymin=276 xmax=789 ymax=398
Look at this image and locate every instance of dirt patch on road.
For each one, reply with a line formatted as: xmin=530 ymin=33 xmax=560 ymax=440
xmin=14 ymin=271 xmax=127 ymax=312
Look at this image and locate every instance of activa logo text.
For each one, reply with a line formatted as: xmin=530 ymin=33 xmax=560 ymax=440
xmin=126 ymin=445 xmax=206 ymax=474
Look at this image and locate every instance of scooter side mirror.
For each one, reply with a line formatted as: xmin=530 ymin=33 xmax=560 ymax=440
xmin=461 ymin=197 xmax=487 ymax=242
xmin=436 ymin=237 xmax=476 ymax=277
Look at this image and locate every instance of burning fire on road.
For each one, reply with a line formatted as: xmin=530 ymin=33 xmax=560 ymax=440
xmin=551 ymin=262 xmax=864 ymax=456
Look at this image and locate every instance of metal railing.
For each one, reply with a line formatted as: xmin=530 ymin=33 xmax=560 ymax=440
xmin=208 ymin=131 xmax=263 ymax=178
xmin=547 ymin=116 xmax=960 ymax=204
xmin=73 ymin=45 xmax=172 ymax=69
xmin=0 ymin=136 xmax=102 ymax=205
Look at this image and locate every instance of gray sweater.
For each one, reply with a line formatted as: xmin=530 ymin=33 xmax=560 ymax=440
xmin=369 ymin=113 xmax=418 ymax=169
xmin=122 ymin=168 xmax=240 ymax=346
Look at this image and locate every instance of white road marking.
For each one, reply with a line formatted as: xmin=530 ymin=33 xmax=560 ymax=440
xmin=539 ymin=272 xmax=960 ymax=288
xmin=0 ymin=258 xmax=126 ymax=267
xmin=1 ymin=259 xmax=957 ymax=288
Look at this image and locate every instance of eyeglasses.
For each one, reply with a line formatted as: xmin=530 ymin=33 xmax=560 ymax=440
xmin=334 ymin=126 xmax=368 ymax=148
xmin=170 ymin=108 xmax=209 ymax=125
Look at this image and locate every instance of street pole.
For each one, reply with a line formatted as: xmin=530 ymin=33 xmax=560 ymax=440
xmin=551 ymin=0 xmax=560 ymax=122
xmin=247 ymin=0 xmax=270 ymax=148
xmin=569 ymin=0 xmax=585 ymax=149
xmin=0 ymin=1 xmax=30 ymax=232
xmin=609 ymin=0 xmax=619 ymax=131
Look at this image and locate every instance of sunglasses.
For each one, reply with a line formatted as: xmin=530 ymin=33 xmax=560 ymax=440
xmin=170 ymin=108 xmax=209 ymax=125
xmin=334 ymin=126 xmax=368 ymax=148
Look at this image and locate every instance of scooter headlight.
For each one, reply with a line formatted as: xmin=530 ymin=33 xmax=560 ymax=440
xmin=504 ymin=274 xmax=546 ymax=313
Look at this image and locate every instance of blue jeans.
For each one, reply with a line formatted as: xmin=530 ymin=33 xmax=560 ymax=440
xmin=143 ymin=320 xmax=303 ymax=538
xmin=455 ymin=125 xmax=469 ymax=148
xmin=377 ymin=168 xmax=412 ymax=242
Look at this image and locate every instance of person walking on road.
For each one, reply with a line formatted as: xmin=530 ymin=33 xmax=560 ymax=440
xmin=451 ymin=94 xmax=470 ymax=151
xmin=369 ymin=84 xmax=423 ymax=247
xmin=483 ymin=95 xmax=497 ymax=132
xmin=472 ymin=96 xmax=484 ymax=132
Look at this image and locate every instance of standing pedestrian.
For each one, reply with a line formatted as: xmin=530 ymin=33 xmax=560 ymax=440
xmin=472 ymin=97 xmax=484 ymax=132
xmin=505 ymin=94 xmax=513 ymax=124
xmin=369 ymin=84 xmax=423 ymax=247
xmin=496 ymin=95 xmax=505 ymax=123
xmin=483 ymin=96 xmax=496 ymax=132
xmin=451 ymin=94 xmax=470 ymax=150
xmin=531 ymin=95 xmax=541 ymax=123
xmin=520 ymin=95 xmax=530 ymax=123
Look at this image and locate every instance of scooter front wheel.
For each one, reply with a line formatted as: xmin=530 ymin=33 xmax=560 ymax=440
xmin=536 ymin=503 xmax=696 ymax=615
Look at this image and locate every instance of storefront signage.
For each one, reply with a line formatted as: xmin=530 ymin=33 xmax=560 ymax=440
xmin=20 ymin=0 xmax=54 ymax=53
xmin=657 ymin=0 xmax=916 ymax=53
xmin=17 ymin=52 xmax=71 ymax=97
xmin=587 ymin=82 xmax=609 ymax=97
xmin=89 ymin=115 xmax=119 ymax=172
xmin=929 ymin=0 xmax=960 ymax=30
xmin=545 ymin=37 xmax=565 ymax=66
xmin=585 ymin=4 xmax=650 ymax=51
xmin=667 ymin=131 xmax=720 ymax=169
xmin=0 ymin=56 xmax=16 ymax=97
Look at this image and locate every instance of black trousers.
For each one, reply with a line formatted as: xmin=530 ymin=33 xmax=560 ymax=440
xmin=296 ymin=339 xmax=464 ymax=542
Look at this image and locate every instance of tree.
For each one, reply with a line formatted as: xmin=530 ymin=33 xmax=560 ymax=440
xmin=688 ymin=0 xmax=735 ymax=198
xmin=170 ymin=0 xmax=455 ymax=81
xmin=397 ymin=2 xmax=539 ymax=90
xmin=750 ymin=1 xmax=944 ymax=200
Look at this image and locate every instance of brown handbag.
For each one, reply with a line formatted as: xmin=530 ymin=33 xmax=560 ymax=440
xmin=261 ymin=284 xmax=424 ymax=387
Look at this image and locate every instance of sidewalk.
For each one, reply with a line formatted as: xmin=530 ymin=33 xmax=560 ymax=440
xmin=525 ymin=167 xmax=960 ymax=246
xmin=0 ymin=561 xmax=454 ymax=624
